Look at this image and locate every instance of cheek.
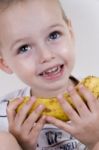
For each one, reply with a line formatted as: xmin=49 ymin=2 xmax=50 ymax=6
xmin=7 ymin=58 xmax=36 ymax=76
xmin=58 ymin=44 xmax=75 ymax=60
xmin=10 ymin=62 xmax=36 ymax=85
xmin=63 ymin=51 xmax=75 ymax=66
xmin=59 ymin=45 xmax=75 ymax=69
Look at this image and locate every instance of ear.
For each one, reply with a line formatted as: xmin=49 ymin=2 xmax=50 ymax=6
xmin=0 ymin=57 xmax=13 ymax=74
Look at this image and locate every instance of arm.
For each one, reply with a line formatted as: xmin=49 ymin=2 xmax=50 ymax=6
xmin=0 ymin=131 xmax=22 ymax=150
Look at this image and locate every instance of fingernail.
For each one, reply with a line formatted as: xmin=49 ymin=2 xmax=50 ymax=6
xmin=79 ymin=84 xmax=83 ymax=88
xmin=31 ymin=96 xmax=36 ymax=102
xmin=57 ymin=94 xmax=63 ymax=99
xmin=18 ymin=97 xmax=23 ymax=101
xmin=42 ymin=115 xmax=46 ymax=120
xmin=67 ymin=86 xmax=74 ymax=92
xmin=38 ymin=104 xmax=45 ymax=110
xmin=46 ymin=116 xmax=52 ymax=121
xmin=26 ymin=97 xmax=35 ymax=105
xmin=77 ymin=84 xmax=84 ymax=90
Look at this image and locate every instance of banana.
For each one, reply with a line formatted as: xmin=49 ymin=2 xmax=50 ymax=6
xmin=11 ymin=76 xmax=99 ymax=121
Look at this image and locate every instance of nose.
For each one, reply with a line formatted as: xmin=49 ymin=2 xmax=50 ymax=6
xmin=37 ymin=44 xmax=55 ymax=64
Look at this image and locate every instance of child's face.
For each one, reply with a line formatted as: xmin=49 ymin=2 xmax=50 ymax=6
xmin=0 ymin=0 xmax=75 ymax=97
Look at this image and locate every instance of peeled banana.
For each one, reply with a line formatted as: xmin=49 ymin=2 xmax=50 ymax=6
xmin=12 ymin=76 xmax=99 ymax=122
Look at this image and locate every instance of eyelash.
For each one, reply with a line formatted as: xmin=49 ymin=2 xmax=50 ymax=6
xmin=17 ymin=44 xmax=31 ymax=54
xmin=17 ymin=31 xmax=62 ymax=54
xmin=48 ymin=31 xmax=62 ymax=41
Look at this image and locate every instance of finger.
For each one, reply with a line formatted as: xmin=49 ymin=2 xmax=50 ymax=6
xmin=46 ymin=116 xmax=74 ymax=134
xmin=30 ymin=115 xmax=46 ymax=139
xmin=77 ymin=84 xmax=97 ymax=112
xmin=57 ymin=95 xmax=80 ymax=122
xmin=15 ymin=97 xmax=36 ymax=126
xmin=22 ymin=104 xmax=45 ymax=132
xmin=95 ymin=98 xmax=99 ymax=112
xmin=7 ymin=97 xmax=23 ymax=123
xmin=67 ymin=86 xmax=90 ymax=117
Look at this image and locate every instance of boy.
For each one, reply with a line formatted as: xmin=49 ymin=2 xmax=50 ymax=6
xmin=0 ymin=0 xmax=99 ymax=149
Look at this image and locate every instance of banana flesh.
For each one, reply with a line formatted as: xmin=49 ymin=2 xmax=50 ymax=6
xmin=12 ymin=76 xmax=99 ymax=121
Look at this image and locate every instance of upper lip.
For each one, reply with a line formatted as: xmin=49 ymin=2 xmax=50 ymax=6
xmin=37 ymin=64 xmax=64 ymax=75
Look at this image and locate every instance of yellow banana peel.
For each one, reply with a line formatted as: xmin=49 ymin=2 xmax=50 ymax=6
xmin=11 ymin=76 xmax=99 ymax=122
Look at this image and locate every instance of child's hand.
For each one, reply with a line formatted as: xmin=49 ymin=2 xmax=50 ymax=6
xmin=46 ymin=85 xmax=99 ymax=149
xmin=7 ymin=97 xmax=46 ymax=150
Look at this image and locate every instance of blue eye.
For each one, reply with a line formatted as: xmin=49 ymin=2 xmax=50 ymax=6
xmin=49 ymin=31 xmax=61 ymax=40
xmin=18 ymin=44 xmax=31 ymax=54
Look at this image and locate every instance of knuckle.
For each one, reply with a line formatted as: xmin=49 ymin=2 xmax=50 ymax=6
xmin=18 ymin=106 xmax=30 ymax=116
xmin=61 ymin=99 xmax=66 ymax=106
xmin=36 ymin=123 xmax=42 ymax=129
xmin=77 ymin=102 xmax=83 ymax=109
xmin=66 ymin=107 xmax=74 ymax=116
xmin=91 ymin=96 xmax=97 ymax=103
xmin=34 ymin=106 xmax=44 ymax=114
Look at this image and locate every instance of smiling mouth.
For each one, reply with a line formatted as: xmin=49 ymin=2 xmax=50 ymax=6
xmin=39 ymin=64 xmax=64 ymax=80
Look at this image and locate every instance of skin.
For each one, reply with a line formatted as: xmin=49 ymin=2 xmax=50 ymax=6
xmin=46 ymin=85 xmax=99 ymax=149
xmin=0 ymin=0 xmax=99 ymax=150
xmin=0 ymin=0 xmax=75 ymax=98
xmin=0 ymin=131 xmax=22 ymax=150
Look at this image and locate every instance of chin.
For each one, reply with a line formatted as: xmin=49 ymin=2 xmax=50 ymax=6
xmin=43 ymin=77 xmax=68 ymax=92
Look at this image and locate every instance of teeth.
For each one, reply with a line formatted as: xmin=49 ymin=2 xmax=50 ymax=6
xmin=46 ymin=66 xmax=59 ymax=73
xmin=43 ymin=66 xmax=61 ymax=75
xmin=39 ymin=65 xmax=64 ymax=76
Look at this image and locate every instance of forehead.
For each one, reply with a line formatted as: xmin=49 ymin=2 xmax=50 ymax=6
xmin=0 ymin=0 xmax=65 ymax=47
xmin=0 ymin=0 xmax=62 ymax=23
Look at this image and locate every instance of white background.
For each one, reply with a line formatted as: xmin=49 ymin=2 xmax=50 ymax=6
xmin=0 ymin=0 xmax=99 ymax=97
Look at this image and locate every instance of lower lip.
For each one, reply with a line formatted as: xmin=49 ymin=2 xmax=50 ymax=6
xmin=41 ymin=66 xmax=65 ymax=81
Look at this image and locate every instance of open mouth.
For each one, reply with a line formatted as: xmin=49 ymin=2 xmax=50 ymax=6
xmin=39 ymin=64 xmax=64 ymax=80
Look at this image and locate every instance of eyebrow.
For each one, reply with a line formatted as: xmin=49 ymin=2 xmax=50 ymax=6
xmin=11 ymin=37 xmax=30 ymax=50
xmin=48 ymin=23 xmax=65 ymax=29
xmin=11 ymin=23 xmax=65 ymax=50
